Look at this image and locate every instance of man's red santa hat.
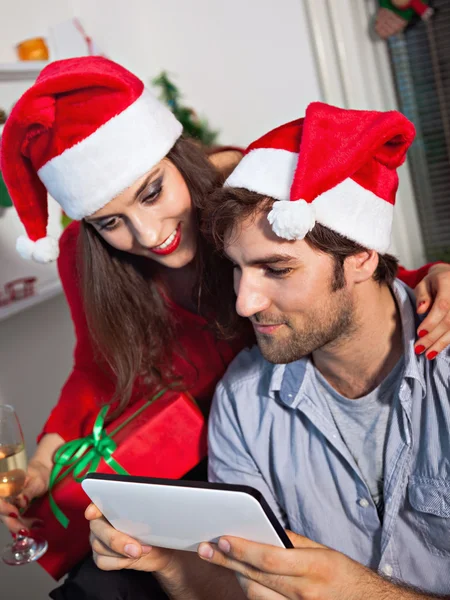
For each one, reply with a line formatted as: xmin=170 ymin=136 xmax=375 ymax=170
xmin=225 ymin=102 xmax=416 ymax=253
xmin=0 ymin=56 xmax=182 ymax=263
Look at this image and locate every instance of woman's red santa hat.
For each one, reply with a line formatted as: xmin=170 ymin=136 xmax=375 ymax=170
xmin=225 ymin=102 xmax=416 ymax=253
xmin=0 ymin=56 xmax=182 ymax=263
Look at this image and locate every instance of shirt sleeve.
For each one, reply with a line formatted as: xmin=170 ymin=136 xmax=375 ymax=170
xmin=208 ymin=379 xmax=289 ymax=527
xmin=38 ymin=222 xmax=116 ymax=443
xmin=397 ymin=262 xmax=444 ymax=290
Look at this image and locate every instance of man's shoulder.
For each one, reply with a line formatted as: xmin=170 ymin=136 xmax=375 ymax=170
xmin=433 ymin=345 xmax=450 ymax=381
xmin=219 ymin=344 xmax=275 ymax=394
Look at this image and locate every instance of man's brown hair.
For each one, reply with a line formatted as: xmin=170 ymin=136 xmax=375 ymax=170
xmin=202 ymin=187 xmax=399 ymax=291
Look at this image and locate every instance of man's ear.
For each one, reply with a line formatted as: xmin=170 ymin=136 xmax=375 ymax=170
xmin=346 ymin=250 xmax=379 ymax=284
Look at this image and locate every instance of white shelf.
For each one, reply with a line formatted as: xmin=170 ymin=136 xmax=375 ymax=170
xmin=0 ymin=279 xmax=62 ymax=322
xmin=0 ymin=61 xmax=49 ymax=82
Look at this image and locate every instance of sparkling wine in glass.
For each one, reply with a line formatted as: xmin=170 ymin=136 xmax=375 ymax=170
xmin=0 ymin=404 xmax=48 ymax=565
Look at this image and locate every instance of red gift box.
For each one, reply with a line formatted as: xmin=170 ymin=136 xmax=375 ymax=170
xmin=25 ymin=390 xmax=207 ymax=580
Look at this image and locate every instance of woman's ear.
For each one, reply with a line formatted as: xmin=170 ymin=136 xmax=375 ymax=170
xmin=346 ymin=250 xmax=379 ymax=284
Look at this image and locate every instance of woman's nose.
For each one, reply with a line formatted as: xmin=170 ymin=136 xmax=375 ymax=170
xmin=131 ymin=219 xmax=161 ymax=249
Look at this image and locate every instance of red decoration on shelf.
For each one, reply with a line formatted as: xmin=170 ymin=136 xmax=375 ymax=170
xmin=0 ymin=277 xmax=37 ymax=308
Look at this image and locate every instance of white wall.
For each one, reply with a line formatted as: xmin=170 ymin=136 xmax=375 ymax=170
xmin=71 ymin=0 xmax=322 ymax=146
xmin=0 ymin=1 xmax=322 ymax=597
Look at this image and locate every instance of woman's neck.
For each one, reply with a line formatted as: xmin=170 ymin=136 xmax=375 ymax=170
xmin=157 ymin=260 xmax=199 ymax=313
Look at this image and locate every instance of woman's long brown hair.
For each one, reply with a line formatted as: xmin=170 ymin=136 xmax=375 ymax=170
xmin=79 ymin=137 xmax=238 ymax=417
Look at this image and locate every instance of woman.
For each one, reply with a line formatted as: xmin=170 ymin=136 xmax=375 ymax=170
xmin=1 ymin=56 xmax=449 ymax=599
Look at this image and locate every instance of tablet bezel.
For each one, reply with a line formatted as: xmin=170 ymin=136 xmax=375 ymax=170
xmin=84 ymin=472 xmax=293 ymax=549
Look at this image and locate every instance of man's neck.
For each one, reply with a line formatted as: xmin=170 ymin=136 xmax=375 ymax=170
xmin=312 ymin=282 xmax=403 ymax=399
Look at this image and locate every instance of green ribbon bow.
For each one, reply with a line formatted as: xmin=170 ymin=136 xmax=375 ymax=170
xmin=48 ymin=388 xmax=169 ymax=528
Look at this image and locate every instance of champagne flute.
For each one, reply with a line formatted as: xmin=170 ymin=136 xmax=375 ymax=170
xmin=0 ymin=404 xmax=48 ymax=565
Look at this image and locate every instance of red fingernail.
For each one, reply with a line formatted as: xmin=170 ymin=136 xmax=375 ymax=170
xmin=23 ymin=495 xmax=29 ymax=505
xmin=18 ymin=529 xmax=29 ymax=537
xmin=9 ymin=513 xmax=18 ymax=519
xmin=427 ymin=351 xmax=438 ymax=360
xmin=418 ymin=301 xmax=427 ymax=307
xmin=418 ymin=330 xmax=428 ymax=338
xmin=415 ymin=345 xmax=425 ymax=355
xmin=11 ymin=533 xmax=16 ymax=539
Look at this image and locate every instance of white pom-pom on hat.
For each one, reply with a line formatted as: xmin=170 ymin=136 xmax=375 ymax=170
xmin=267 ymin=199 xmax=316 ymax=241
xmin=16 ymin=236 xmax=36 ymax=260
xmin=16 ymin=235 xmax=59 ymax=264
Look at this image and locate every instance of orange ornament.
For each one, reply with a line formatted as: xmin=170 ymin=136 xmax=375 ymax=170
xmin=16 ymin=37 xmax=49 ymax=61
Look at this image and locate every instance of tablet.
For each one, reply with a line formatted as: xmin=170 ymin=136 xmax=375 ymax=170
xmin=82 ymin=473 xmax=293 ymax=551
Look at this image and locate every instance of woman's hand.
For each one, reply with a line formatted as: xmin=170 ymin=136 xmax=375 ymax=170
xmin=0 ymin=432 xmax=64 ymax=535
xmin=86 ymin=503 xmax=176 ymax=575
xmin=0 ymin=459 xmax=49 ymax=534
xmin=414 ymin=263 xmax=450 ymax=358
xmin=208 ymin=149 xmax=243 ymax=179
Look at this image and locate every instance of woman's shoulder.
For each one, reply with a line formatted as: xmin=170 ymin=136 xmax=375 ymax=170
xmin=58 ymin=221 xmax=81 ymax=268
xmin=59 ymin=220 xmax=81 ymax=252
xmin=57 ymin=221 xmax=82 ymax=287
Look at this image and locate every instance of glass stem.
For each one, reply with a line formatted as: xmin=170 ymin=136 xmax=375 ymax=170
xmin=12 ymin=533 xmax=33 ymax=555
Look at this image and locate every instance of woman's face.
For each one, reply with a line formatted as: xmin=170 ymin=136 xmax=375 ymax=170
xmin=84 ymin=158 xmax=197 ymax=268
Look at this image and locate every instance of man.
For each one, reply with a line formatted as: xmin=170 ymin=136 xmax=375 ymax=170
xmin=89 ymin=103 xmax=450 ymax=599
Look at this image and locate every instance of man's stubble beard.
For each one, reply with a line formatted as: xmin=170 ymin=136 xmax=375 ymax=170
xmin=254 ymin=285 xmax=356 ymax=364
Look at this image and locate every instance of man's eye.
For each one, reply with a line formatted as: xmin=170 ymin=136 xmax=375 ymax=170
xmin=266 ymin=267 xmax=293 ymax=277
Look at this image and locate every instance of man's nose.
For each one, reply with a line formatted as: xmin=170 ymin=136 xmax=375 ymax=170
xmin=235 ymin=272 xmax=271 ymax=318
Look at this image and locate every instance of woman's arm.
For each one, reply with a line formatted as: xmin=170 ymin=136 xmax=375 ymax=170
xmin=398 ymin=262 xmax=450 ymax=357
xmin=207 ymin=146 xmax=243 ymax=180
xmin=1 ymin=223 xmax=119 ymax=534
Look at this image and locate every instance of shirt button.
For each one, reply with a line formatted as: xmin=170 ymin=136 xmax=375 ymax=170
xmin=358 ymin=498 xmax=370 ymax=508
xmin=382 ymin=564 xmax=393 ymax=577
xmin=288 ymin=393 xmax=293 ymax=398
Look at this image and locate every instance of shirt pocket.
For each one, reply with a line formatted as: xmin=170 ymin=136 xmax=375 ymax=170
xmin=408 ymin=476 xmax=450 ymax=558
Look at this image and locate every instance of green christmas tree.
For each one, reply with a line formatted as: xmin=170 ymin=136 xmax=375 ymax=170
xmin=152 ymin=72 xmax=219 ymax=146
xmin=0 ymin=172 xmax=12 ymax=209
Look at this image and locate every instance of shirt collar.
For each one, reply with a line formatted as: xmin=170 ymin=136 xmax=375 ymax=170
xmin=269 ymin=357 xmax=314 ymax=409
xmin=269 ymin=279 xmax=443 ymax=408
xmin=392 ymin=280 xmax=424 ymax=389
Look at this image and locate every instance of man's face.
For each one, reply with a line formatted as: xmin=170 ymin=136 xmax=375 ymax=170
xmin=225 ymin=211 xmax=356 ymax=364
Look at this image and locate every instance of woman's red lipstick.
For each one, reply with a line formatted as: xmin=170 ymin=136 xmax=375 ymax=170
xmin=148 ymin=224 xmax=181 ymax=256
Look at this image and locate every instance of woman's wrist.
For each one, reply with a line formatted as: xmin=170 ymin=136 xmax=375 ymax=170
xmin=27 ymin=458 xmax=52 ymax=489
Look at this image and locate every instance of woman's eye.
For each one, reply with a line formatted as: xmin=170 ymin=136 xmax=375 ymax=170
xmin=143 ymin=185 xmax=162 ymax=205
xmin=266 ymin=267 xmax=293 ymax=278
xmin=100 ymin=218 xmax=120 ymax=231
